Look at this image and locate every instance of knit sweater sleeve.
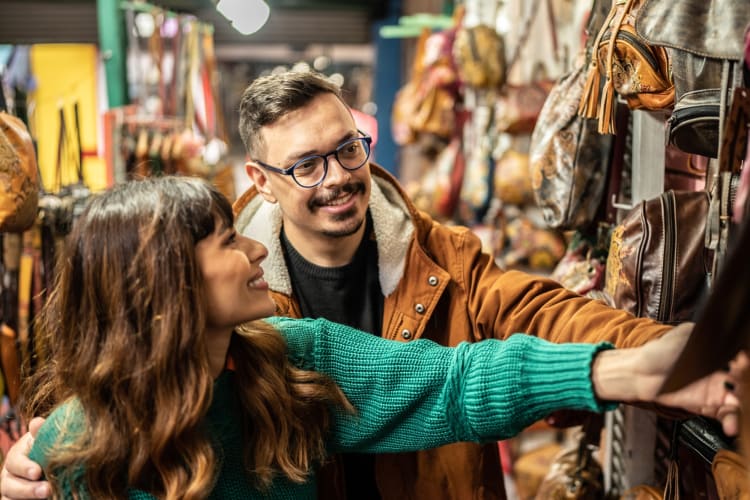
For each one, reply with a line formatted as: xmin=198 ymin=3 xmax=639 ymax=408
xmin=267 ymin=317 xmax=615 ymax=454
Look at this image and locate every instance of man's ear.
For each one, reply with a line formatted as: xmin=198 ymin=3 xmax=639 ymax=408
xmin=246 ymin=162 xmax=277 ymax=203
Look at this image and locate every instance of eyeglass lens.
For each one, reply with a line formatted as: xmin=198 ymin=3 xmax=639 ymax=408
xmin=293 ymin=137 xmax=370 ymax=187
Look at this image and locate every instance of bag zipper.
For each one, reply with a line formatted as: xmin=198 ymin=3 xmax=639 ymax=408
xmin=671 ymin=104 xmax=720 ymax=121
xmin=600 ymin=30 xmax=660 ymax=74
xmin=658 ymin=191 xmax=676 ymax=322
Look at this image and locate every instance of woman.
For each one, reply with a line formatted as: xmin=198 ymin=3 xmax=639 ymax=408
xmin=19 ymin=176 xmax=741 ymax=499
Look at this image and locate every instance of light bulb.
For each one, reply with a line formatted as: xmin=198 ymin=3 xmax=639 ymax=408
xmin=217 ymin=0 xmax=270 ymax=35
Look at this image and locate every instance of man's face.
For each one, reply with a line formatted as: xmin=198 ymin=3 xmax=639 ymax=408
xmin=246 ymin=93 xmax=371 ymax=244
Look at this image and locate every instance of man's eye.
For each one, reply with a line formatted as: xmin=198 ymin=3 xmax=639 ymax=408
xmin=295 ymin=160 xmax=318 ymax=174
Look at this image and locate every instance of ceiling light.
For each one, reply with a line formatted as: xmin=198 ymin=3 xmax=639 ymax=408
xmin=217 ymin=0 xmax=270 ymax=35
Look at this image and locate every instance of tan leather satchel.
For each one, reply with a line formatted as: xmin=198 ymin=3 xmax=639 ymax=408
xmin=578 ymin=0 xmax=673 ymax=134
xmin=0 ymin=112 xmax=39 ymax=233
xmin=712 ymin=449 xmax=750 ymax=500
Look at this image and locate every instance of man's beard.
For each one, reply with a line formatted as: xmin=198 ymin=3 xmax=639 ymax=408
xmin=310 ymin=181 xmax=367 ymax=238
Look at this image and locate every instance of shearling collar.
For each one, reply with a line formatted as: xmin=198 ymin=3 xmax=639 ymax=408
xmin=233 ymin=168 xmax=415 ymax=297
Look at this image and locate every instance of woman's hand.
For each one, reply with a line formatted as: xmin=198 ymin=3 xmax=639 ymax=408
xmin=592 ymin=323 xmax=746 ymax=436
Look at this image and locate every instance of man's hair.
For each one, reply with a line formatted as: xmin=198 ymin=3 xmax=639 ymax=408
xmin=238 ymin=70 xmax=343 ymax=159
xmin=22 ymin=176 xmax=351 ymax=499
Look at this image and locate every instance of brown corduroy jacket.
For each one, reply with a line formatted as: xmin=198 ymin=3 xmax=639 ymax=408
xmin=233 ymin=163 xmax=671 ymax=500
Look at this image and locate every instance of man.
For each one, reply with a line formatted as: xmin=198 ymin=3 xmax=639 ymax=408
xmin=1 ymin=70 xmax=673 ymax=499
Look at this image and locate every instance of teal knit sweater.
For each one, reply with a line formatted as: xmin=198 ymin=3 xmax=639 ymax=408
xmin=30 ymin=317 xmax=614 ymax=499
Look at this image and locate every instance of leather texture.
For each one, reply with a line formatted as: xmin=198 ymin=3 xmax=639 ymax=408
xmin=604 ymin=190 xmax=711 ymax=324
xmin=0 ymin=112 xmax=39 ymax=233
xmin=530 ymin=61 xmax=614 ymax=230
xmin=635 ymin=0 xmax=750 ymax=59
xmin=635 ymin=0 xmax=750 ymax=157
xmin=711 ymin=449 xmax=750 ymax=500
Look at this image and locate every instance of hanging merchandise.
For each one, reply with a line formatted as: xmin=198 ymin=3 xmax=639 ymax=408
xmin=663 ymin=144 xmax=708 ymax=192
xmin=577 ymin=0 xmax=673 ymax=134
xmin=37 ymin=104 xmax=91 ymax=238
xmin=453 ymin=24 xmax=506 ymax=89
xmin=0 ymin=112 xmax=39 ymax=233
xmin=391 ymin=23 xmax=461 ymax=147
xmin=635 ymin=0 xmax=750 ymax=158
xmin=529 ymin=57 xmax=614 ymax=230
xmin=120 ymin=2 xmax=228 ymax=183
xmin=604 ymin=190 xmax=711 ymax=325
xmin=493 ymin=0 xmax=559 ymax=135
xmin=533 ymin=414 xmax=606 ymax=500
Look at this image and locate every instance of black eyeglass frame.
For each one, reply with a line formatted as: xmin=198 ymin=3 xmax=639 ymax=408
xmin=254 ymin=130 xmax=373 ymax=188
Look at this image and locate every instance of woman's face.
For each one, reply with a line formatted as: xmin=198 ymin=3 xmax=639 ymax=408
xmin=196 ymin=221 xmax=276 ymax=333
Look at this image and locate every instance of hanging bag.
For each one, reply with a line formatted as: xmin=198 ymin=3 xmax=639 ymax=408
xmin=604 ymin=190 xmax=711 ymax=324
xmin=578 ymin=0 xmax=673 ymax=134
xmin=529 ymin=57 xmax=614 ymax=230
xmin=635 ymin=0 xmax=750 ymax=158
xmin=0 ymin=112 xmax=39 ymax=233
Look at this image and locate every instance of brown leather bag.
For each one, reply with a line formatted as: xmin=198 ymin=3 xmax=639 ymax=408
xmin=604 ymin=190 xmax=711 ymax=324
xmin=0 ymin=112 xmax=39 ymax=233
xmin=579 ymin=0 xmax=673 ymax=134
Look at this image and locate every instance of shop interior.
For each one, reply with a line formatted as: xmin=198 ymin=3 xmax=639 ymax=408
xmin=2 ymin=0 xmax=750 ymax=498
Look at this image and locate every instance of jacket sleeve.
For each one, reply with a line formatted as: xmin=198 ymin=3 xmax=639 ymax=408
xmin=440 ymin=225 xmax=672 ymax=348
xmin=271 ymin=317 xmax=615 ymax=454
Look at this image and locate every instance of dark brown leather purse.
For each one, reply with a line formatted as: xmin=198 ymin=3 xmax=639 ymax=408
xmin=604 ymin=190 xmax=711 ymax=324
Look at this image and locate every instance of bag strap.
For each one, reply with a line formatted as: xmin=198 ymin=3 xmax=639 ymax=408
xmin=55 ymin=106 xmax=67 ymax=191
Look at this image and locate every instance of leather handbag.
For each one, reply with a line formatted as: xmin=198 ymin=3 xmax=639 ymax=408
xmin=529 ymin=59 xmax=614 ymax=230
xmin=712 ymin=449 xmax=750 ymax=500
xmin=534 ymin=414 xmax=605 ymax=500
xmin=578 ymin=0 xmax=673 ymax=134
xmin=635 ymin=0 xmax=750 ymax=157
xmin=0 ymin=112 xmax=39 ymax=233
xmin=604 ymin=190 xmax=711 ymax=324
xmin=454 ymin=23 xmax=506 ymax=89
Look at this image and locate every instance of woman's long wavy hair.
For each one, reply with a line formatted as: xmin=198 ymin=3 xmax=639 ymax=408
xmin=21 ymin=176 xmax=351 ymax=499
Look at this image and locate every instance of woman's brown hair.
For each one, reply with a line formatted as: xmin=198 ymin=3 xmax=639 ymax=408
xmin=21 ymin=176 xmax=351 ymax=499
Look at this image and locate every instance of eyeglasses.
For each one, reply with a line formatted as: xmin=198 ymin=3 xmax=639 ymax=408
xmin=255 ymin=130 xmax=372 ymax=188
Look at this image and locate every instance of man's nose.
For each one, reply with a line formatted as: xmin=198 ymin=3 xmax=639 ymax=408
xmin=322 ymin=153 xmax=351 ymax=185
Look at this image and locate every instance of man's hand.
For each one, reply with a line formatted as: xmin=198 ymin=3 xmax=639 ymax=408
xmin=1 ymin=417 xmax=50 ymax=500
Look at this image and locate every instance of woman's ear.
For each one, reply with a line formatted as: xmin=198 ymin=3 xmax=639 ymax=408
xmin=246 ymin=162 xmax=277 ymax=203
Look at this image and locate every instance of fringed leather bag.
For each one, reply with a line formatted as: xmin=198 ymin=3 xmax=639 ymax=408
xmin=578 ymin=0 xmax=673 ymax=134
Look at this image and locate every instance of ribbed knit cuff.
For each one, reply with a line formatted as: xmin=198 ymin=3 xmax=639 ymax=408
xmin=462 ymin=335 xmax=616 ymax=441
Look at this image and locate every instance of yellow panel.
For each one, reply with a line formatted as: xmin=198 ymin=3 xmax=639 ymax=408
xmin=29 ymin=44 xmax=108 ymax=192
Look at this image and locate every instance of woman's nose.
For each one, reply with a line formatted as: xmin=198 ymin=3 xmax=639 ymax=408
xmin=242 ymin=236 xmax=268 ymax=262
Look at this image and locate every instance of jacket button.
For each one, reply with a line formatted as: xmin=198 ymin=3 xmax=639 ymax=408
xmin=415 ymin=303 xmax=425 ymax=314
xmin=428 ymin=276 xmax=439 ymax=286
xmin=401 ymin=329 xmax=412 ymax=340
